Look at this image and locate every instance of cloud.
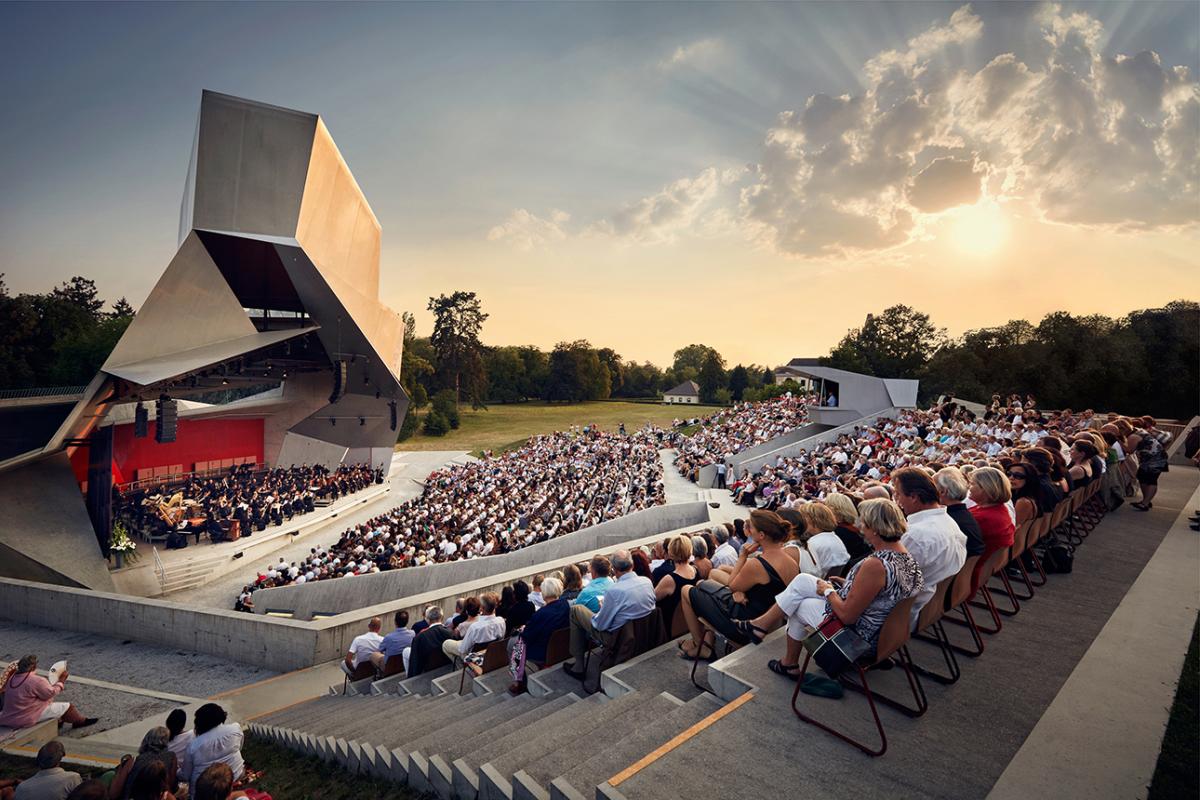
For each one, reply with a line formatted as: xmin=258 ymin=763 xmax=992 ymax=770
xmin=589 ymin=168 xmax=721 ymax=243
xmin=486 ymin=209 xmax=570 ymax=251
xmin=741 ymin=3 xmax=1199 ymax=256
xmin=907 ymin=156 xmax=982 ymax=212
xmin=661 ymin=38 xmax=723 ymax=70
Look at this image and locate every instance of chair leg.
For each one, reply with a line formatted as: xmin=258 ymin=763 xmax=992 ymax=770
xmin=967 ymin=586 xmax=1004 ymax=633
xmin=908 ymin=621 xmax=961 ymax=685
xmin=940 ymin=603 xmax=988 ymax=655
xmin=840 ymin=646 xmax=928 ymax=717
xmin=1025 ymin=545 xmax=1048 ymax=587
xmin=998 ymin=557 xmax=1035 ymax=601
xmin=791 ymin=655 xmax=888 ymax=758
xmin=984 ymin=570 xmax=1021 ymax=616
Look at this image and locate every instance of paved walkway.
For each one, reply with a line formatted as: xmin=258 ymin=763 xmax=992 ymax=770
xmin=167 ymin=451 xmax=464 ymax=608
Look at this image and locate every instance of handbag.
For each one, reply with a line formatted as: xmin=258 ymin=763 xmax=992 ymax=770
xmin=1040 ymin=537 xmax=1075 ymax=574
xmin=800 ymin=615 xmax=871 ymax=677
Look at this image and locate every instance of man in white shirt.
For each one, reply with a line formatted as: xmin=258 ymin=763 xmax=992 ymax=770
xmin=344 ymin=617 xmax=384 ymax=674
xmin=14 ymin=741 xmax=81 ymax=800
xmin=892 ymin=468 xmax=967 ymax=628
xmin=443 ymin=592 xmax=507 ymax=664
xmin=711 ymin=527 xmax=739 ymax=569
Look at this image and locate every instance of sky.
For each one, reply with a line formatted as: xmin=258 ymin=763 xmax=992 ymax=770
xmin=1 ymin=1 xmax=1197 ymax=368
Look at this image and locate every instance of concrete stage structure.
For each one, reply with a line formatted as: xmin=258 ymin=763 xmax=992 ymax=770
xmin=0 ymin=91 xmax=408 ymax=588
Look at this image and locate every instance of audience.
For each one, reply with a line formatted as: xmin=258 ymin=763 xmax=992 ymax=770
xmin=674 ymin=395 xmax=812 ymax=482
xmin=654 ymin=535 xmax=700 ymax=626
xmin=562 ymin=550 xmax=655 ymax=679
xmin=574 ymin=556 xmax=613 ymax=613
xmin=934 ymin=467 xmax=985 ymax=558
xmin=343 ymin=617 xmax=383 ymax=676
xmin=507 ymin=578 xmax=570 ymax=694
xmin=181 ymin=704 xmax=243 ymax=788
xmin=164 ymin=710 xmax=193 ymax=769
xmin=406 ymin=607 xmax=451 ymax=677
xmin=371 ymin=611 xmax=413 ymax=673
xmin=109 ymin=727 xmax=178 ymax=800
xmin=891 ymin=468 xmax=967 ymax=627
xmin=442 ymin=593 xmax=506 ymax=666
xmin=12 ymin=741 xmax=81 ymax=800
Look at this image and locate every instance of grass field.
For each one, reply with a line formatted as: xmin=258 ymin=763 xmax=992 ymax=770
xmin=396 ymin=399 xmax=722 ymax=455
xmin=1148 ymin=613 xmax=1198 ymax=799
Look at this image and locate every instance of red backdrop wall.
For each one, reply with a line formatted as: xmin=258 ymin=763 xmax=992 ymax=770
xmin=70 ymin=418 xmax=265 ymax=486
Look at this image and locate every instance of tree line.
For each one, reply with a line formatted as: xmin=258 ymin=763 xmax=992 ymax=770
xmin=823 ymin=301 xmax=1199 ymax=420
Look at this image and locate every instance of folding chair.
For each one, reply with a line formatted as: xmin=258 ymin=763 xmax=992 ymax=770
xmin=459 ymin=637 xmax=509 ymax=693
xmin=340 ymin=661 xmax=375 ymax=693
xmin=534 ymin=627 xmax=571 ymax=669
xmin=999 ymin=521 xmax=1036 ymax=601
xmin=908 ymin=574 xmax=960 ymax=684
xmin=791 ymin=597 xmax=926 ymax=758
xmin=970 ymin=543 xmax=1019 ymax=626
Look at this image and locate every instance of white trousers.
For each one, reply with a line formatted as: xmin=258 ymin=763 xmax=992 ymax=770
xmin=774 ymin=573 xmax=830 ymax=640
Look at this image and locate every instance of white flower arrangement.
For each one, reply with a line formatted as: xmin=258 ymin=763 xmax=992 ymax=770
xmin=109 ymin=522 xmax=140 ymax=563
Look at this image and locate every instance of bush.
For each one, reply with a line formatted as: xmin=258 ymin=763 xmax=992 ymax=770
xmin=432 ymin=389 xmax=461 ymax=429
xmin=422 ymin=410 xmax=451 ymax=436
xmin=396 ymin=407 xmax=420 ymax=441
xmin=412 ymin=384 xmax=429 ymax=409
xmin=714 ymin=388 xmax=732 ymax=406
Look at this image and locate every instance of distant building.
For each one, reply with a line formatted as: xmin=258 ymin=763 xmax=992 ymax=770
xmin=773 ymin=358 xmax=821 ymax=390
xmin=663 ymin=379 xmax=700 ymax=405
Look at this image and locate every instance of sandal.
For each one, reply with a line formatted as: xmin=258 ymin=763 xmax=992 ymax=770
xmin=767 ymin=659 xmax=801 ymax=679
xmin=733 ymin=620 xmax=768 ymax=645
xmin=1132 ymin=502 xmax=1152 ymax=511
xmin=678 ymin=640 xmax=715 ymax=662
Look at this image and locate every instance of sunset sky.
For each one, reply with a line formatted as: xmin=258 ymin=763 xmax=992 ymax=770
xmin=1 ymin=2 xmax=1197 ymax=368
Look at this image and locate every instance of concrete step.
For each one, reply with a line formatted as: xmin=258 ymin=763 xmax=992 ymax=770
xmin=454 ymin=693 xmax=596 ymax=800
xmin=406 ymin=693 xmax=525 ymax=758
xmin=509 ymin=693 xmax=685 ymax=800
xmin=601 ymin=637 xmax=707 ymax=702
xmin=333 ymin=696 xmax=436 ymax=744
xmin=549 ymin=694 xmax=722 ymax=800
xmin=277 ymin=694 xmax=401 ymax=734
xmin=255 ymin=695 xmax=343 ymax=726
xmin=395 ymin=664 xmax=457 ymax=696
xmin=376 ymin=694 xmax=482 ymax=747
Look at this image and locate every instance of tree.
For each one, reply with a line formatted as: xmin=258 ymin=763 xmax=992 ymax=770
xmin=697 ymin=350 xmax=727 ymax=404
xmin=597 ymin=348 xmax=624 ymax=396
xmin=824 ymin=305 xmax=947 ymax=378
xmin=422 ymin=409 xmax=450 ymax=436
xmin=673 ymin=344 xmax=721 ymax=375
xmin=544 ymin=340 xmax=609 ymax=403
xmin=110 ymin=297 xmax=135 ymax=318
xmin=432 ymin=388 xmax=461 ymax=429
xmin=397 ymin=404 xmax=420 ymax=441
xmin=761 ymin=367 xmax=775 ymax=385
xmin=728 ymin=364 xmax=750 ymax=401
xmin=51 ymin=276 xmax=104 ymax=319
xmin=486 ymin=346 xmax=528 ymax=403
xmin=427 ymin=291 xmax=489 ymax=406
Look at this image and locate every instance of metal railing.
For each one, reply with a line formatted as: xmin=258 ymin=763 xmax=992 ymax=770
xmin=0 ymin=385 xmax=87 ymax=400
xmin=152 ymin=546 xmax=166 ymax=592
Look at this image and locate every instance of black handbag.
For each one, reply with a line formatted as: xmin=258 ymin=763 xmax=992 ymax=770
xmin=1041 ymin=538 xmax=1075 ymax=574
xmin=801 ymin=616 xmax=871 ymax=677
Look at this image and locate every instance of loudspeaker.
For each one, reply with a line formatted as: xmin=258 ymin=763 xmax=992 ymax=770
xmin=134 ymin=403 xmax=148 ymax=438
xmin=329 ymin=360 xmax=348 ymax=403
xmin=156 ymin=395 xmax=178 ymax=443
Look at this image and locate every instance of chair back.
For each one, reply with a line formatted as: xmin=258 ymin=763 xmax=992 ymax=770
xmin=1030 ymin=514 xmax=1051 ymax=546
xmin=346 ymin=661 xmax=374 ymax=681
xmin=874 ymin=596 xmax=917 ymax=665
xmin=948 ymin=555 xmax=981 ymax=609
xmin=668 ymin=603 xmax=688 ymax=639
xmin=976 ymin=544 xmax=1010 ymax=592
xmin=1048 ymin=499 xmax=1068 ymax=529
xmin=608 ymin=608 xmax=666 ymax=668
xmin=380 ymin=653 xmax=405 ymax=677
xmin=1010 ymin=520 xmax=1032 ymax=560
xmin=541 ymin=627 xmax=571 ymax=667
xmin=479 ymin=637 xmax=510 ymax=673
xmin=915 ymin=574 xmax=954 ymax=633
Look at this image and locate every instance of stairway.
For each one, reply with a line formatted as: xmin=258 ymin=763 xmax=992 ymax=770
xmin=157 ymin=550 xmax=229 ymax=594
xmin=248 ymin=637 xmax=728 ymax=800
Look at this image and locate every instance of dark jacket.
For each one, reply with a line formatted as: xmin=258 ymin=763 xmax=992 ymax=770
xmin=520 ymin=597 xmax=570 ymax=663
xmin=946 ymin=503 xmax=986 ymax=558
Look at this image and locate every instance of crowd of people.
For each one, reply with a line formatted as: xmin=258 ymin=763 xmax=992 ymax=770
xmin=239 ymin=426 xmax=665 ymax=603
xmin=117 ymin=463 xmax=382 ymax=549
xmin=673 ymin=395 xmax=812 ymax=483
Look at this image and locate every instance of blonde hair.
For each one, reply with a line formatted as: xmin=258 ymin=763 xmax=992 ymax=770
xmin=822 ymin=493 xmax=857 ymax=526
xmin=799 ymin=503 xmax=838 ymax=535
xmin=668 ymin=534 xmax=692 ymax=563
xmin=856 ymin=498 xmax=907 ymax=542
xmin=970 ymin=466 xmax=1012 ymax=505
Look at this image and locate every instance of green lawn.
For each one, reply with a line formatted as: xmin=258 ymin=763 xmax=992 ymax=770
xmin=1148 ymin=613 xmax=1198 ymax=800
xmin=396 ymin=399 xmax=721 ymax=456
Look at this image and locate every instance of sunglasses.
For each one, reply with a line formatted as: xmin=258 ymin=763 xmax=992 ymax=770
xmin=1008 ymin=472 xmax=1028 ymax=480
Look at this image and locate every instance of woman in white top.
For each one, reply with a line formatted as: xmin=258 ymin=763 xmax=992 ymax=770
xmin=182 ymin=703 xmax=244 ymax=788
xmin=780 ymin=504 xmax=850 ymax=578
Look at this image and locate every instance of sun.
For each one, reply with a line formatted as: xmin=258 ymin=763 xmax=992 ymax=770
xmin=946 ymin=200 xmax=1010 ymax=257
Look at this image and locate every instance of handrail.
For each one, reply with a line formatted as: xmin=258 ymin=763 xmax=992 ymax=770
xmin=152 ymin=546 xmax=166 ymax=592
xmin=0 ymin=385 xmax=87 ymax=400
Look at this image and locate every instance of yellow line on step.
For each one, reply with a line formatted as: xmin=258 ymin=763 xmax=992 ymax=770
xmin=608 ymin=692 xmax=753 ymax=787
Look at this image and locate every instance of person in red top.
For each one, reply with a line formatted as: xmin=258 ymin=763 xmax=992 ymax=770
xmin=0 ymin=655 xmax=96 ymax=730
xmin=967 ymin=467 xmax=1016 ymax=586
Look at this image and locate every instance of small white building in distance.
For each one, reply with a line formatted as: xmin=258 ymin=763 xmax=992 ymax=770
xmin=773 ymin=358 xmax=820 ymax=390
xmin=663 ymin=379 xmax=700 ymax=404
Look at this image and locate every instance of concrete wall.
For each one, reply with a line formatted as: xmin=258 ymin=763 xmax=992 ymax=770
xmin=254 ymin=501 xmax=710 ymax=618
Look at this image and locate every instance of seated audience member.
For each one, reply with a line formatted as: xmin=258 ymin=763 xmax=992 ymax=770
xmin=1007 ymin=464 xmax=1043 ymax=526
xmin=654 ymin=535 xmax=700 ymax=625
xmin=0 ymin=656 xmax=97 ymax=731
xmin=528 ymin=576 xmax=546 ymax=610
xmin=410 ymin=608 xmax=432 ymax=637
xmin=508 ymin=577 xmax=570 ymax=694
xmin=181 ymin=704 xmax=243 ymax=788
xmin=934 ymin=467 xmax=985 ymax=558
xmin=650 ymin=540 xmax=675 ymax=585
xmin=1068 ymin=437 xmax=1099 ymax=488
xmin=822 ymin=493 xmax=872 ymax=562
xmin=679 ymin=511 xmax=799 ymax=658
xmin=737 ymin=499 xmax=924 ymax=678
xmin=125 ymin=759 xmax=172 ymax=800
xmin=13 ymin=741 xmax=81 ymax=800
xmin=574 ymin=556 xmax=613 ymax=612
xmin=164 ymin=710 xmax=193 ymax=768
xmin=560 ymin=565 xmax=584 ymax=602
xmin=796 ymin=503 xmax=851 ymax=577
xmin=690 ymin=536 xmax=712 ymax=579
xmin=406 ymin=607 xmax=451 ymax=677
xmin=892 ymin=468 xmax=967 ymax=626
xmin=65 ymin=781 xmax=107 ymax=800
xmin=452 ymin=597 xmax=480 ymax=637
xmin=110 ymin=726 xmax=178 ymax=800
xmin=504 ymin=582 xmax=536 ymax=631
xmin=710 ymin=526 xmax=738 ymax=569
xmin=343 ymin=617 xmax=383 ymax=675
xmin=442 ymin=593 xmax=506 ymax=666
xmin=496 ymin=586 xmax=516 ymax=620
xmin=371 ymin=611 xmax=413 ymax=673
xmin=968 ymin=467 xmax=1016 ymax=583
xmin=562 ymin=550 xmax=656 ymax=679
xmin=190 ymin=764 xmax=248 ymax=800
xmin=630 ymin=549 xmax=653 ymax=580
